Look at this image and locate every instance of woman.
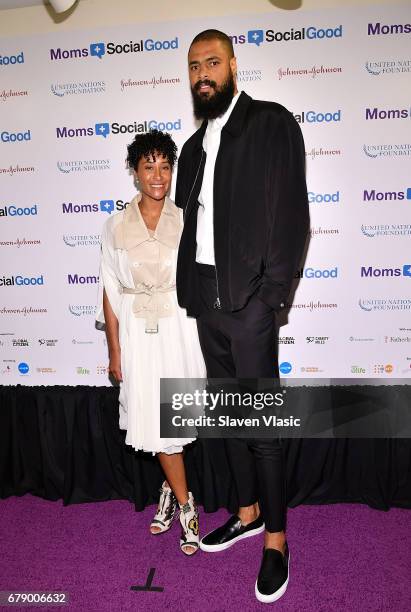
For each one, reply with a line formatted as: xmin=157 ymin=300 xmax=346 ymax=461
xmin=96 ymin=129 xmax=206 ymax=555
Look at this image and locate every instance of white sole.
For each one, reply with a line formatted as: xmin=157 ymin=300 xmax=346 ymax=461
xmin=254 ymin=552 xmax=290 ymax=604
xmin=199 ymin=523 xmax=265 ymax=552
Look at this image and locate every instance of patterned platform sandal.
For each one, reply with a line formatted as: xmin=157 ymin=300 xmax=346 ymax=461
xmin=150 ymin=481 xmax=177 ymax=535
xmin=179 ymin=492 xmax=200 ymax=555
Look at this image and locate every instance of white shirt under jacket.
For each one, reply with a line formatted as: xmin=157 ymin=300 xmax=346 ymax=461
xmin=195 ymin=91 xmax=241 ymax=265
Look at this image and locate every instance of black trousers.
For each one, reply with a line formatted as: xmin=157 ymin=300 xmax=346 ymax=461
xmin=195 ymin=264 xmax=286 ymax=533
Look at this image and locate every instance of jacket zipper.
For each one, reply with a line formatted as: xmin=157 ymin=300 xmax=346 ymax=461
xmin=183 ymin=149 xmax=204 ymax=222
xmin=184 ymin=147 xmax=222 ymax=309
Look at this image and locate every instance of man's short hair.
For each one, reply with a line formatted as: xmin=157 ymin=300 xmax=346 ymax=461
xmin=189 ymin=29 xmax=234 ymax=58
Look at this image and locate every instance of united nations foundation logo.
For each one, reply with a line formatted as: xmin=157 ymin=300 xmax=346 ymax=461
xmin=365 ymin=59 xmax=411 ymax=76
xmin=363 ymin=143 xmax=411 ymax=158
xmin=63 ymin=234 xmax=100 ymax=247
xmin=57 ymin=159 xmax=110 ymax=173
xmin=69 ymin=305 xmax=97 ymax=316
xmin=358 ymin=298 xmax=411 ymax=311
xmin=51 ymin=81 xmax=106 ymax=96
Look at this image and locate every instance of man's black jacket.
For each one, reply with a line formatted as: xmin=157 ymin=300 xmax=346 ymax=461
xmin=175 ymin=91 xmax=309 ymax=317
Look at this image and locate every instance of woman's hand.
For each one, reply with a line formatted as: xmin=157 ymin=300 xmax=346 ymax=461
xmin=109 ymin=350 xmax=122 ymax=382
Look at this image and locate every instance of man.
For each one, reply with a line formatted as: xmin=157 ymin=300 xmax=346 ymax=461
xmin=175 ymin=29 xmax=309 ymax=603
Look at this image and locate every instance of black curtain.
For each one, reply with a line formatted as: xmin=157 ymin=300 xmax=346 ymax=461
xmin=1 ymin=386 xmax=410 ymax=511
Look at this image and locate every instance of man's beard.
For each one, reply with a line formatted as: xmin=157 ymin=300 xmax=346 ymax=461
xmin=191 ymin=71 xmax=235 ymax=121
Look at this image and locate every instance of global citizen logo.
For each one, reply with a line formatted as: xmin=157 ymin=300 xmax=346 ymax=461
xmin=55 ymin=119 xmax=181 ymax=139
xmin=0 ymin=164 xmax=35 ymax=176
xmin=277 ymin=65 xmax=342 ymax=80
xmin=120 ymin=75 xmax=180 ymax=91
xmin=1 ymin=88 xmax=29 ymax=102
xmin=365 ymin=106 xmax=411 ymax=120
xmin=51 ymin=81 xmax=106 ymax=97
xmin=358 ymin=298 xmax=411 ymax=311
xmin=230 ymin=24 xmax=342 ymax=46
xmin=363 ymin=188 xmax=411 ymax=202
xmin=57 ymin=159 xmax=110 ymax=173
xmin=62 ymin=234 xmax=100 ymax=246
xmin=365 ymin=60 xmax=411 ymax=76
xmin=367 ymin=22 xmax=411 ymax=36
xmin=49 ymin=37 xmax=179 ymax=61
xmin=361 ymin=224 xmax=411 ymax=238
xmin=360 ymin=264 xmax=411 ymax=278
xmin=61 ymin=200 xmax=128 ymax=214
xmin=363 ymin=143 xmax=411 ymax=158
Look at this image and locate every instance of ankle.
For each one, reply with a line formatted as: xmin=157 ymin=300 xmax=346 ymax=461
xmin=238 ymin=505 xmax=260 ymax=526
xmin=264 ymin=530 xmax=286 ymax=554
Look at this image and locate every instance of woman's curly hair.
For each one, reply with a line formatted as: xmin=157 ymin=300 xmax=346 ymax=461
xmin=126 ymin=129 xmax=178 ymax=170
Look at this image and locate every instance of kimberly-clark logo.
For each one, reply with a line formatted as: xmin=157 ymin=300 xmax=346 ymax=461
xmin=1 ymin=129 xmax=31 ymax=143
xmin=361 ymin=224 xmax=411 ymax=238
xmin=0 ymin=51 xmax=24 ymax=66
xmin=295 ymin=266 xmax=338 ymax=279
xmin=308 ymin=190 xmax=340 ymax=203
xmin=365 ymin=60 xmax=411 ymax=76
xmin=363 ymin=143 xmax=411 ymax=158
xmin=51 ymin=81 xmax=106 ymax=97
xmin=358 ymin=298 xmax=411 ymax=311
xmin=368 ymin=22 xmax=411 ymax=36
xmin=61 ymin=199 xmax=128 ymax=214
xmin=363 ymin=188 xmax=411 ymax=202
xmin=63 ymin=234 xmax=100 ymax=247
xmin=360 ymin=264 xmax=411 ymax=278
xmin=57 ymin=159 xmax=110 ymax=173
xmin=365 ymin=106 xmax=411 ymax=120
xmin=56 ymin=119 xmax=180 ymax=139
xmin=293 ymin=109 xmax=341 ymax=123
xmin=50 ymin=37 xmax=178 ymax=62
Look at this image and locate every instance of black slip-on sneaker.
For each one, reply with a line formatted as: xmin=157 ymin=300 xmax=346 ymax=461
xmin=255 ymin=543 xmax=290 ymax=603
xmin=200 ymin=514 xmax=264 ymax=552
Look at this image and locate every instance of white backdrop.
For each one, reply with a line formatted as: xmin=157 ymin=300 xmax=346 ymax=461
xmin=1 ymin=4 xmax=410 ymax=384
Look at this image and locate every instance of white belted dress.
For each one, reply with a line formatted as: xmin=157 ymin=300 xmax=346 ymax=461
xmin=96 ymin=194 xmax=206 ymax=454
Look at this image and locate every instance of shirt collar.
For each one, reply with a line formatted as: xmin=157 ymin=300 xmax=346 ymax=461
xmin=115 ymin=193 xmax=180 ymax=250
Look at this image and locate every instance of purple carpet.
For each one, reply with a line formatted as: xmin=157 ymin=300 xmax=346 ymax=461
xmin=0 ymin=496 xmax=409 ymax=611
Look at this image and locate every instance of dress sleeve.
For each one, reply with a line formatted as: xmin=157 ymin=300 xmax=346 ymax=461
xmin=95 ymin=219 xmax=123 ymax=326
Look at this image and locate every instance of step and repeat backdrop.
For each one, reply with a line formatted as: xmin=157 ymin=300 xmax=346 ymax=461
xmin=0 ymin=3 xmax=410 ymax=384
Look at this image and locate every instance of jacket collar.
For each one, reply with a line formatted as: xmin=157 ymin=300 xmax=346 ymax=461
xmin=193 ymin=91 xmax=252 ymax=149
xmin=119 ymin=193 xmax=180 ymax=250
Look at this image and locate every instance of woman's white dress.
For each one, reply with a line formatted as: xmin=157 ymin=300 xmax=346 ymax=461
xmin=96 ymin=194 xmax=206 ymax=454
